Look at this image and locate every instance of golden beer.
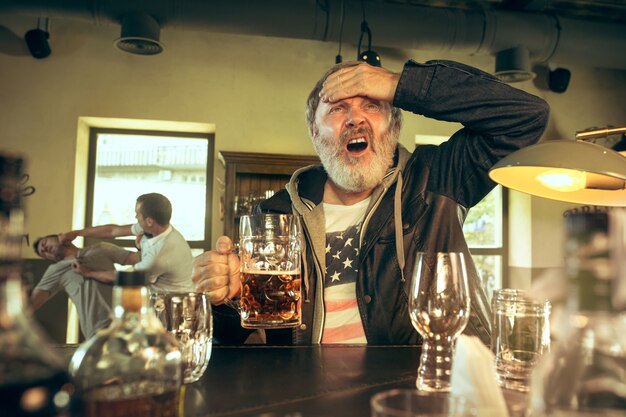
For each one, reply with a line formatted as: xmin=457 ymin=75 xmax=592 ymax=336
xmin=240 ymin=270 xmax=301 ymax=328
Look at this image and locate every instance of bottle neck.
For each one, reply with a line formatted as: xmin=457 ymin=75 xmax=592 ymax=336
xmin=0 ymin=207 xmax=26 ymax=319
xmin=565 ymin=212 xmax=613 ymax=314
xmin=0 ymin=208 xmax=24 ymax=261
xmin=112 ymin=285 xmax=152 ymax=318
xmin=0 ymin=274 xmax=26 ymax=320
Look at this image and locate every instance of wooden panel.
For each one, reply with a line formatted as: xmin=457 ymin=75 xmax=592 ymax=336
xmin=219 ymin=151 xmax=320 ymax=240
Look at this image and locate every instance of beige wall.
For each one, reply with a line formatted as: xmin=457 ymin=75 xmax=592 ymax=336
xmin=1 ymin=14 xmax=625 ymax=275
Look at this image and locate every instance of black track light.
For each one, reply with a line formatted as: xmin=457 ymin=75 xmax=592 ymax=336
xmin=357 ymin=21 xmax=381 ymax=67
xmin=24 ymin=18 xmax=51 ymax=59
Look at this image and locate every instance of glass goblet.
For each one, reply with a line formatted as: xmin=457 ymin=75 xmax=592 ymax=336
xmin=409 ymin=252 xmax=471 ymax=392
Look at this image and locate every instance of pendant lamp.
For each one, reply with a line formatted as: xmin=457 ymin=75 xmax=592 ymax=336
xmin=489 ymin=127 xmax=626 ymax=206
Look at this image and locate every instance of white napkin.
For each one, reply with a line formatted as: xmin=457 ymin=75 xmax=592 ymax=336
xmin=451 ymin=335 xmax=509 ymax=417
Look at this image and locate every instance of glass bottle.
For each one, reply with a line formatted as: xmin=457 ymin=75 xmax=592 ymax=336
xmin=69 ymin=270 xmax=183 ymax=417
xmin=530 ymin=210 xmax=626 ymax=416
xmin=0 ymin=153 xmax=73 ymax=417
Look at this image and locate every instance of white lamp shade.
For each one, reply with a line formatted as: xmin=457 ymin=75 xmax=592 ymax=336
xmin=489 ymin=140 xmax=626 ymax=206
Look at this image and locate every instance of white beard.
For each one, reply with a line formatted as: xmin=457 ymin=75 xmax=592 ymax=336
xmin=313 ymin=126 xmax=398 ymax=193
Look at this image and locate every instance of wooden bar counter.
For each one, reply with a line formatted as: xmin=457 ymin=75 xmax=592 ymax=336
xmin=56 ymin=344 xmax=421 ymax=417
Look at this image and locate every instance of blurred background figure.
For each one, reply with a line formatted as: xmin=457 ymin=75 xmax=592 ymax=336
xmin=31 ymin=234 xmax=136 ymax=338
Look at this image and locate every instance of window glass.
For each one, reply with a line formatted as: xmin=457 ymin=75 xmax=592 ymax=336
xmin=464 ymin=186 xmax=504 ymax=301
xmin=463 ymin=185 xmax=503 ymax=248
xmin=471 ymin=254 xmax=501 ymax=303
xmin=89 ymin=131 xmax=212 ymax=247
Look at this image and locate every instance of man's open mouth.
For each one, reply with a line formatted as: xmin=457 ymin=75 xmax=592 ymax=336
xmin=346 ymin=137 xmax=368 ymax=153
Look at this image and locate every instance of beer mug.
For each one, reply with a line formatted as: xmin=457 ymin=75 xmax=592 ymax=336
xmin=237 ymin=213 xmax=302 ymax=329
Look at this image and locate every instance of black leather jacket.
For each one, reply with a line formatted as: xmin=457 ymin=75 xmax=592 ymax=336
xmin=212 ymin=59 xmax=549 ymax=346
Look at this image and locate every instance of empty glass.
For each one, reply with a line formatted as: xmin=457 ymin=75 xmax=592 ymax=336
xmin=371 ymin=389 xmax=477 ymax=417
xmin=409 ymin=252 xmax=471 ymax=392
xmin=492 ymin=289 xmax=550 ymax=392
xmin=151 ymin=292 xmax=213 ymax=384
xmin=534 ymin=410 xmax=626 ymax=417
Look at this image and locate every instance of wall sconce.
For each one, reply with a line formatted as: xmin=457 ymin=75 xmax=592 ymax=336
xmin=494 ymin=46 xmax=535 ymax=83
xmin=489 ymin=127 xmax=626 ymax=206
xmin=114 ymin=11 xmax=164 ymax=55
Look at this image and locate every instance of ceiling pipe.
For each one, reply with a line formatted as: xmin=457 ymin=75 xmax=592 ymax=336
xmin=3 ymin=0 xmax=626 ymax=70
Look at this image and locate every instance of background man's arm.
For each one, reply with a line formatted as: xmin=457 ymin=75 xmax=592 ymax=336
xmin=123 ymin=251 xmax=141 ymax=265
xmin=78 ymin=269 xmax=116 ymax=284
xmin=58 ymin=224 xmax=134 ymax=244
xmin=30 ymin=289 xmax=51 ymax=311
xmin=72 ymin=260 xmax=115 ymax=284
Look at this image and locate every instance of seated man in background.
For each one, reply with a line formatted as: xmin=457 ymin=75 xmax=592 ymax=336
xmin=31 ymin=234 xmax=136 ymax=338
xmin=59 ymin=192 xmax=194 ymax=293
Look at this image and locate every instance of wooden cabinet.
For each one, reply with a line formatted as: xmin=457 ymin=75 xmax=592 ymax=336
xmin=219 ymin=151 xmax=320 ymax=240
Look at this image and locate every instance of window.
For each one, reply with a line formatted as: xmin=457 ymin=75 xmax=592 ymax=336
xmin=86 ymin=128 xmax=214 ymax=255
xmin=416 ymin=135 xmax=507 ymax=302
xmin=463 ymin=185 xmax=508 ymax=302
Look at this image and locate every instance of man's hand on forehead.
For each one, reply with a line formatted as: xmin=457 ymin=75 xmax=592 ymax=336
xmin=319 ymin=62 xmax=401 ymax=104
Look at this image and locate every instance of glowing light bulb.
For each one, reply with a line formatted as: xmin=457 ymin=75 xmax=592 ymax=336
xmin=537 ymin=169 xmax=586 ymax=192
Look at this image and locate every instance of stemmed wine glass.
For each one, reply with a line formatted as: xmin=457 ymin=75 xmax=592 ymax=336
xmin=409 ymin=252 xmax=471 ymax=392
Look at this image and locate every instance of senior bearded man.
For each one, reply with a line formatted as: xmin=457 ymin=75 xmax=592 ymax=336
xmin=193 ymin=59 xmax=549 ymax=345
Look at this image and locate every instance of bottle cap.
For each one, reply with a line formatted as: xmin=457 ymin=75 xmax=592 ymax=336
xmin=115 ymin=270 xmax=147 ymax=287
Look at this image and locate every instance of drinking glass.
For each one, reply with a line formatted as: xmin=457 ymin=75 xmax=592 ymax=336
xmin=409 ymin=252 xmax=471 ymax=392
xmin=151 ymin=291 xmax=213 ymax=384
xmin=535 ymin=410 xmax=626 ymax=417
xmin=238 ymin=213 xmax=302 ymax=328
xmin=491 ymin=288 xmax=550 ymax=392
xmin=371 ymin=389 xmax=477 ymax=417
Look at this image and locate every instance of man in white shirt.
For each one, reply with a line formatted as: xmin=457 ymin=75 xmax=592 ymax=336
xmin=59 ymin=193 xmax=194 ymax=293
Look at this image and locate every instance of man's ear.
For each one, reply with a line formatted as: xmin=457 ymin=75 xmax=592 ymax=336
xmin=146 ymin=217 xmax=155 ymax=227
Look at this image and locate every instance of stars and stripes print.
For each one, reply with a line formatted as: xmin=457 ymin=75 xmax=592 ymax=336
xmin=322 ymin=224 xmax=367 ymax=343
xmin=321 ymin=198 xmax=370 ymax=344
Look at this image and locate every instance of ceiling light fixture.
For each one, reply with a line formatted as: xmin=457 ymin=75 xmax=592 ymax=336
xmin=489 ymin=126 xmax=626 ymax=206
xmin=357 ymin=20 xmax=381 ymax=67
xmin=335 ymin=0 xmax=345 ymax=64
xmin=494 ymin=46 xmax=535 ymax=83
xmin=548 ymin=66 xmax=571 ymax=93
xmin=114 ymin=11 xmax=164 ymax=56
xmin=356 ymin=1 xmax=380 ymax=67
xmin=24 ymin=17 xmax=51 ymax=59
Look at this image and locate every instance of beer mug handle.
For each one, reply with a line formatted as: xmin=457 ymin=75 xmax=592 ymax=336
xmin=223 ymin=244 xmax=243 ymax=312
xmin=224 ymin=296 xmax=242 ymax=312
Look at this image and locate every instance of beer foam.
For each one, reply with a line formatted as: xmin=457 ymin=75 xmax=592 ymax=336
xmin=242 ymin=269 xmax=299 ymax=275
